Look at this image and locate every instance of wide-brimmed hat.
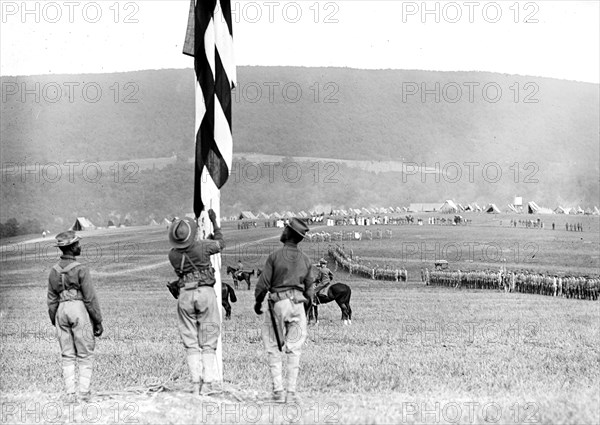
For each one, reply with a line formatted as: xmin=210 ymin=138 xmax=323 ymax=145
xmin=54 ymin=230 xmax=81 ymax=247
xmin=286 ymin=218 xmax=309 ymax=239
xmin=168 ymin=217 xmax=197 ymax=248
xmin=319 ymin=258 xmax=327 ymax=265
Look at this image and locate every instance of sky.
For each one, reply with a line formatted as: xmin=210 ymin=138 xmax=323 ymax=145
xmin=1 ymin=0 xmax=599 ymax=83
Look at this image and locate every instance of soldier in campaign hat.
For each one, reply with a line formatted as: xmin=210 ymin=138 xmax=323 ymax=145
xmin=167 ymin=209 xmax=225 ymax=396
xmin=254 ymin=218 xmax=315 ymax=403
xmin=314 ymin=258 xmax=333 ymax=298
xmin=47 ymin=230 xmax=103 ymax=402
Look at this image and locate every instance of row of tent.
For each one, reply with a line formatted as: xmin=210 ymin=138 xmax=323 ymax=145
xmin=409 ymin=201 xmax=600 ymax=215
xmin=232 ymin=207 xmax=412 ymax=221
xmin=68 ymin=201 xmax=600 ymax=232
xmin=69 ymin=216 xmax=171 ymax=231
xmin=233 ymin=201 xmax=600 ymax=221
xmin=408 ymin=200 xmax=500 ymax=213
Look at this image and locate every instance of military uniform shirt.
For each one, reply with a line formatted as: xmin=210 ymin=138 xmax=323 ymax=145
xmin=169 ymin=228 xmax=225 ymax=279
xmin=255 ymin=242 xmax=314 ymax=304
xmin=47 ymin=255 xmax=103 ymax=326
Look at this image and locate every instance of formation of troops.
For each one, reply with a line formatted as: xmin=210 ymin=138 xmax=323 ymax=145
xmin=565 ymin=222 xmax=584 ymax=232
xmin=426 ymin=216 xmax=471 ymax=225
xmin=305 ymin=229 xmax=393 ymax=243
xmin=328 ymin=245 xmax=408 ymax=282
xmin=424 ymin=268 xmax=599 ymax=300
xmin=509 ymin=218 xmax=546 ymax=229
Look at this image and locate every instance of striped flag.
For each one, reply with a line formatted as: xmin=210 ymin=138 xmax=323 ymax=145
xmin=184 ymin=0 xmax=235 ymax=218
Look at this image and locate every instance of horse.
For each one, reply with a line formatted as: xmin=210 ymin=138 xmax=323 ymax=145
xmin=221 ymin=283 xmax=237 ymax=320
xmin=307 ymin=283 xmax=352 ymax=325
xmin=226 ymin=266 xmax=255 ymax=290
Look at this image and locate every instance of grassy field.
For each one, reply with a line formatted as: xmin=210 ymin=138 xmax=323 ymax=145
xmin=1 ymin=214 xmax=599 ymax=424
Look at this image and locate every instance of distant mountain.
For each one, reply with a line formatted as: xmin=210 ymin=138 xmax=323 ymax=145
xmin=1 ymin=67 xmax=598 ymax=226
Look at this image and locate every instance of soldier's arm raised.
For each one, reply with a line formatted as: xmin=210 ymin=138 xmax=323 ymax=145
xmin=206 ymin=210 xmax=225 ymax=253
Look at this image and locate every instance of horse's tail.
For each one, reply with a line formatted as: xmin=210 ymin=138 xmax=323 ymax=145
xmin=229 ymin=285 xmax=237 ymax=303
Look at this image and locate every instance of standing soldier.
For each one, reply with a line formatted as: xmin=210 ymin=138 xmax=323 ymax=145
xmin=47 ymin=231 xmax=103 ymax=402
xmin=254 ymin=218 xmax=314 ymax=403
xmin=167 ymin=210 xmax=225 ymax=396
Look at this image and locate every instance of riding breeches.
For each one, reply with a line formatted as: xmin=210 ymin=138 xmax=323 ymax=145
xmin=262 ymin=298 xmax=307 ymax=393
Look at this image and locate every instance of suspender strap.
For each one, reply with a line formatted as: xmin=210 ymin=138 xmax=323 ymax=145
xmin=184 ymin=253 xmax=201 ymax=273
xmin=178 ymin=253 xmax=202 ymax=275
xmin=53 ymin=262 xmax=81 ymax=292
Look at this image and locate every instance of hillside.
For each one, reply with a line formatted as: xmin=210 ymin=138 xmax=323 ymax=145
xmin=1 ymin=67 xmax=598 ymax=227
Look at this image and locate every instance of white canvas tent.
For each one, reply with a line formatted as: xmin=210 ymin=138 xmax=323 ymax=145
xmin=239 ymin=211 xmax=257 ymax=220
xmin=527 ymin=202 xmax=539 ymax=214
xmin=507 ymin=204 xmax=518 ymax=213
xmin=528 ymin=201 xmax=553 ymax=214
xmin=70 ymin=217 xmax=96 ymax=231
xmin=485 ymin=204 xmax=501 ymax=214
xmin=440 ymin=200 xmax=458 ymax=213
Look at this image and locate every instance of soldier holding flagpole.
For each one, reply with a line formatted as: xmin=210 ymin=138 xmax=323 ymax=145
xmin=183 ymin=0 xmax=236 ymax=384
xmin=167 ymin=210 xmax=225 ymax=395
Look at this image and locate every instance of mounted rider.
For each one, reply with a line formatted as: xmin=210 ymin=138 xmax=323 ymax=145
xmin=235 ymin=259 xmax=244 ymax=279
xmin=314 ymin=258 xmax=334 ymax=298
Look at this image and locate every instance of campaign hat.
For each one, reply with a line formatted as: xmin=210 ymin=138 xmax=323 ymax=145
xmin=168 ymin=217 xmax=197 ymax=249
xmin=286 ymin=218 xmax=309 ymax=239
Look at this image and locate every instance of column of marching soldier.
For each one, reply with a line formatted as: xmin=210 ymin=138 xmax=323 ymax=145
xmin=423 ymin=268 xmax=599 ymax=300
xmin=327 ymin=245 xmax=408 ymax=282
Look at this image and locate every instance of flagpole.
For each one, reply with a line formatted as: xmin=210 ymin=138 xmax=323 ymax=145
xmin=185 ymin=0 xmax=235 ymax=385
